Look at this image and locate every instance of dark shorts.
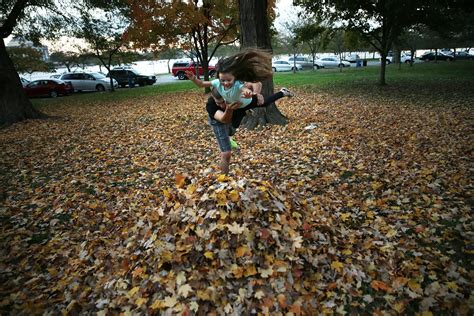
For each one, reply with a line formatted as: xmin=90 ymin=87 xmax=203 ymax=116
xmin=209 ymin=118 xmax=232 ymax=152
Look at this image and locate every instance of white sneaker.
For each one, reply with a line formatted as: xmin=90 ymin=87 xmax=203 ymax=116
xmin=280 ymin=87 xmax=294 ymax=97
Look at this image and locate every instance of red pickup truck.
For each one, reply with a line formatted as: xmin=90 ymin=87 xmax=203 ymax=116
xmin=171 ymin=61 xmax=216 ymax=80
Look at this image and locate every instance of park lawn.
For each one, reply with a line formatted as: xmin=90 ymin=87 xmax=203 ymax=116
xmin=31 ymin=61 xmax=474 ymax=109
xmin=1 ymin=62 xmax=473 ymax=314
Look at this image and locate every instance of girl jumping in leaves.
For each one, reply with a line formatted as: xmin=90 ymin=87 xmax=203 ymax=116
xmin=186 ymin=49 xmax=294 ymax=174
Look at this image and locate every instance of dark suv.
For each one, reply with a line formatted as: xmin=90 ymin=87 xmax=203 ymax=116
xmin=171 ymin=61 xmax=216 ymax=80
xmin=107 ymin=68 xmax=156 ymax=87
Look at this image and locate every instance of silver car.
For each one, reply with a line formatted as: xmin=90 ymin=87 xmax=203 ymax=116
xmin=272 ymin=60 xmax=302 ymax=72
xmin=314 ymin=57 xmax=351 ymax=69
xmin=59 ymin=72 xmax=118 ymax=92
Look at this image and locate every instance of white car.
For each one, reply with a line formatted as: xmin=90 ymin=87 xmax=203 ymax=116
xmin=314 ymin=57 xmax=351 ymax=69
xmin=287 ymin=56 xmax=313 ymax=69
xmin=59 ymin=72 xmax=118 ymax=92
xmin=345 ymin=54 xmax=360 ymax=63
xmin=384 ymin=53 xmax=413 ymax=64
xmin=20 ymin=77 xmax=30 ymax=86
xmin=272 ymin=60 xmax=302 ymax=72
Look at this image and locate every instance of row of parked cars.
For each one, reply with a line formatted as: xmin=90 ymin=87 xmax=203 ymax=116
xmin=21 ymin=67 xmax=157 ymax=98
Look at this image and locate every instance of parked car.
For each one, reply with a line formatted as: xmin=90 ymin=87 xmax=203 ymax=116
xmin=23 ymin=79 xmax=73 ymax=98
xmin=384 ymin=52 xmax=413 ymax=64
xmin=287 ymin=56 xmax=313 ymax=69
xmin=50 ymin=74 xmax=62 ymax=79
xmin=59 ymin=72 xmax=118 ymax=92
xmin=272 ymin=60 xmax=302 ymax=72
xmin=345 ymin=54 xmax=360 ymax=63
xmin=454 ymin=51 xmax=474 ymax=60
xmin=20 ymin=77 xmax=30 ymax=86
xmin=107 ymin=67 xmax=156 ymax=87
xmin=314 ymin=57 xmax=351 ymax=68
xmin=440 ymin=49 xmax=454 ymax=56
xmin=419 ymin=52 xmax=454 ymax=62
xmin=171 ymin=61 xmax=216 ymax=80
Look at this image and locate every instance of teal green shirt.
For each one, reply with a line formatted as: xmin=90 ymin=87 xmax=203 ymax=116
xmin=211 ymin=79 xmax=252 ymax=108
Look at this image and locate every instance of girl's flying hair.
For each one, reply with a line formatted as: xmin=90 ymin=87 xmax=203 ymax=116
xmin=216 ymin=48 xmax=273 ymax=82
xmin=211 ymin=87 xmax=223 ymax=100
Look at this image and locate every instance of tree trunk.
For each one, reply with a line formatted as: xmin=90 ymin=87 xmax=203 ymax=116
xmin=238 ymin=0 xmax=288 ymax=129
xmin=379 ymin=51 xmax=387 ymax=85
xmin=0 ymin=39 xmax=44 ymax=126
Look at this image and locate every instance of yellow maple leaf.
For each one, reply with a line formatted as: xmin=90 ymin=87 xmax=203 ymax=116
xmin=197 ymin=290 xmax=211 ymax=301
xmin=176 ymin=271 xmax=186 ymax=286
xmin=162 ymin=296 xmax=177 ymax=308
xmin=259 ymin=266 xmax=274 ymax=278
xmin=135 ymin=297 xmax=148 ymax=307
xmin=204 ymin=251 xmax=214 ymax=260
xmin=186 ymin=184 xmax=196 ymax=194
xmin=446 ymin=281 xmax=458 ymax=292
xmin=331 ymin=261 xmax=344 ymax=273
xmin=127 ymin=286 xmax=139 ymax=298
xmin=177 ymin=284 xmax=193 ymax=298
xmin=371 ymin=181 xmax=383 ymax=190
xmin=244 ymin=265 xmax=257 ymax=277
xmin=229 ymin=190 xmax=240 ymax=202
xmin=340 ymin=213 xmax=350 ymax=221
xmin=407 ymin=280 xmax=421 ymax=292
xmin=227 ymin=222 xmax=246 ymax=234
xmin=235 ymin=245 xmax=248 ymax=258
xmin=189 ymin=301 xmax=199 ymax=312
xmin=232 ymin=265 xmax=244 ymax=278
xmin=217 ymin=174 xmax=227 ymax=182
xmin=150 ymin=299 xmax=164 ymax=309
xmin=342 ymin=249 xmax=352 ymax=255
xmin=392 ymin=301 xmax=405 ymax=313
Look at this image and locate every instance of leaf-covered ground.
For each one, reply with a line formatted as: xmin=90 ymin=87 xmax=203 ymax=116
xmin=1 ymin=84 xmax=473 ymax=315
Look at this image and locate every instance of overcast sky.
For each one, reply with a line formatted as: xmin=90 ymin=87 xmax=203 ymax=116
xmin=275 ymin=0 xmax=303 ymax=33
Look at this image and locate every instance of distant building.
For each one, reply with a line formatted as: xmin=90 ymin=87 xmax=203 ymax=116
xmin=6 ymin=36 xmax=49 ymax=61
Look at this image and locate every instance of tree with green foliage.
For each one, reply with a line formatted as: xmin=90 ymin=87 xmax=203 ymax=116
xmin=49 ymin=51 xmax=79 ymax=72
xmin=73 ymin=3 xmax=129 ymax=91
xmin=1 ymin=0 xmax=70 ymax=125
xmin=295 ymin=21 xmax=331 ymax=66
xmin=7 ymin=46 xmax=50 ymax=76
xmin=280 ymin=21 xmax=304 ymax=74
xmin=294 ymin=0 xmax=430 ymax=85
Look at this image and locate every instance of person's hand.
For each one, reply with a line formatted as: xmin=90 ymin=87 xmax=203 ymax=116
xmin=241 ymin=89 xmax=253 ymax=98
xmin=256 ymin=94 xmax=264 ymax=105
xmin=185 ymin=70 xmax=195 ymax=80
xmin=227 ymin=102 xmax=242 ymax=110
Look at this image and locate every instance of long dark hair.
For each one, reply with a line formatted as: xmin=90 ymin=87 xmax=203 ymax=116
xmin=216 ymin=48 xmax=273 ymax=82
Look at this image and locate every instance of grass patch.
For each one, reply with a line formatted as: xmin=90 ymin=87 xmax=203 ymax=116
xmin=273 ymin=60 xmax=474 ymax=89
xmin=32 ymin=79 xmax=198 ymax=109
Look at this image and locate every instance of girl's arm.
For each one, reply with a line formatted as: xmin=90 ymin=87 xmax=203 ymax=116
xmin=245 ymin=82 xmax=262 ymax=94
xmin=243 ymin=82 xmax=263 ymax=104
xmin=214 ymin=102 xmax=241 ymax=123
xmin=185 ymin=70 xmax=212 ymax=88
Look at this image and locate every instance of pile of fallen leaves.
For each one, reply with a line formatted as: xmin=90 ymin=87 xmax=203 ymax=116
xmin=0 ymin=85 xmax=472 ymax=314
